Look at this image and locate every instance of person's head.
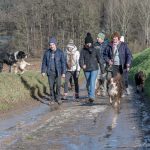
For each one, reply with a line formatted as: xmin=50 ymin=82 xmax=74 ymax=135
xmin=66 ymin=39 xmax=75 ymax=52
xmin=97 ymin=32 xmax=105 ymax=44
xmin=49 ymin=37 xmax=57 ymax=51
xmin=84 ymin=32 xmax=93 ymax=48
xmin=112 ymin=32 xmax=120 ymax=44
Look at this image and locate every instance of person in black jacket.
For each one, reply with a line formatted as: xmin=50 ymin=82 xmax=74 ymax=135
xmin=79 ymin=33 xmax=105 ymax=102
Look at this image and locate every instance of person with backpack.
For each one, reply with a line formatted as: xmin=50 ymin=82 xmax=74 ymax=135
xmin=63 ymin=39 xmax=80 ymax=100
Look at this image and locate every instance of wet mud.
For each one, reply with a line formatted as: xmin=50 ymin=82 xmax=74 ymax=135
xmin=0 ymin=84 xmax=150 ymax=150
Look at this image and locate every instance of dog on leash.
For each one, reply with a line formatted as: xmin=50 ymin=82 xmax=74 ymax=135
xmin=107 ymin=73 xmax=123 ymax=108
xmin=134 ymin=71 xmax=146 ymax=93
xmin=13 ymin=59 xmax=31 ymax=74
xmin=0 ymin=51 xmax=27 ymax=72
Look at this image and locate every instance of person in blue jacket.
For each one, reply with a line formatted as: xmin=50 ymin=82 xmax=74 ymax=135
xmin=103 ymin=32 xmax=132 ymax=95
xmin=41 ymin=37 xmax=66 ymax=104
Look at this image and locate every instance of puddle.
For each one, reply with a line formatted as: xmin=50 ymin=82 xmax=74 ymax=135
xmin=0 ymin=104 xmax=50 ymax=141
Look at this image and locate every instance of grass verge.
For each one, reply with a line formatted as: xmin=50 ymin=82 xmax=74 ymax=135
xmin=129 ymin=48 xmax=150 ymax=97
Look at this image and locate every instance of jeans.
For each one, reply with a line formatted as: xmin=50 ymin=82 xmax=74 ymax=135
xmin=84 ymin=70 xmax=98 ymax=99
xmin=47 ymin=73 xmax=61 ymax=101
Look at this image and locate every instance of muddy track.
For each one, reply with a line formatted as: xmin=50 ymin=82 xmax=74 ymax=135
xmin=0 ymin=83 xmax=150 ymax=150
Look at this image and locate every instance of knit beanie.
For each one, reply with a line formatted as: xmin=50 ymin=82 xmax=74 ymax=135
xmin=67 ymin=39 xmax=75 ymax=49
xmin=97 ymin=32 xmax=105 ymax=41
xmin=85 ymin=32 xmax=93 ymax=44
xmin=49 ymin=37 xmax=57 ymax=45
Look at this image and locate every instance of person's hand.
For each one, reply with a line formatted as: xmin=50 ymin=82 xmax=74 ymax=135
xmin=109 ymin=60 xmax=113 ymax=65
xmin=42 ymin=73 xmax=46 ymax=77
xmin=62 ymin=74 xmax=65 ymax=78
xmin=126 ymin=67 xmax=130 ymax=72
xmin=76 ymin=71 xmax=80 ymax=78
xmin=126 ymin=64 xmax=130 ymax=72
xmin=83 ymin=65 xmax=86 ymax=69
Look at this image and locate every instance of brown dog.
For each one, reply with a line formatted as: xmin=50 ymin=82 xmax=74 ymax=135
xmin=134 ymin=71 xmax=146 ymax=93
xmin=107 ymin=73 xmax=123 ymax=108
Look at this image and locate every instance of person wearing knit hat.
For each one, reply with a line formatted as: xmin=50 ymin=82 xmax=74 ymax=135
xmin=97 ymin=32 xmax=105 ymax=41
xmin=85 ymin=32 xmax=93 ymax=44
xmin=41 ymin=36 xmax=66 ymax=105
xmin=79 ymin=33 xmax=105 ymax=103
xmin=49 ymin=37 xmax=57 ymax=45
xmin=94 ymin=32 xmax=108 ymax=97
xmin=66 ymin=39 xmax=75 ymax=49
xmin=63 ymin=39 xmax=80 ymax=100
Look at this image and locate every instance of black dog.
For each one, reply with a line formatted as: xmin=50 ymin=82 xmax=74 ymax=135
xmin=0 ymin=51 xmax=27 ymax=72
xmin=134 ymin=71 xmax=146 ymax=93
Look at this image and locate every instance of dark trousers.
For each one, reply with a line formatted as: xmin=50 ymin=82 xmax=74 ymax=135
xmin=112 ymin=65 xmax=129 ymax=89
xmin=48 ymin=73 xmax=61 ymax=101
xmin=64 ymin=71 xmax=79 ymax=94
xmin=0 ymin=63 xmax=3 ymax=72
xmin=112 ymin=65 xmax=123 ymax=77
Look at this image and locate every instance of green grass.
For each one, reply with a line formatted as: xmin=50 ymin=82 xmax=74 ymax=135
xmin=129 ymin=48 xmax=150 ymax=97
xmin=0 ymin=70 xmax=85 ymax=111
xmin=0 ymin=71 xmax=49 ymax=111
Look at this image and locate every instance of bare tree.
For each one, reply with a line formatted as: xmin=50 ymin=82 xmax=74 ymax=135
xmin=114 ymin=0 xmax=134 ymax=38
xmin=136 ymin=0 xmax=150 ymax=47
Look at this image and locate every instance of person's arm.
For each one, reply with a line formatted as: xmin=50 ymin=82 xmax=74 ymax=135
xmin=41 ymin=50 xmax=47 ymax=75
xmin=79 ymin=49 xmax=85 ymax=69
xmin=96 ymin=49 xmax=105 ymax=74
xmin=125 ymin=43 xmax=132 ymax=69
xmin=76 ymin=51 xmax=80 ymax=72
xmin=61 ymin=51 xmax=66 ymax=77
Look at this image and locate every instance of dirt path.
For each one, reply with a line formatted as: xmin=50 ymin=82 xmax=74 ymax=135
xmin=0 ymin=83 xmax=150 ymax=150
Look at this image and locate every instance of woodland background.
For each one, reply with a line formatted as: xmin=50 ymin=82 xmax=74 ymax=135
xmin=0 ymin=0 xmax=149 ymax=57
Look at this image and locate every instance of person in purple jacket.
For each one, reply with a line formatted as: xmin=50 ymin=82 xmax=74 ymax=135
xmin=103 ymin=32 xmax=132 ymax=95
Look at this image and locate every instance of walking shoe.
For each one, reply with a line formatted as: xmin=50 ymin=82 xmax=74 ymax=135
xmin=62 ymin=93 xmax=68 ymax=100
xmin=57 ymin=100 xmax=62 ymax=105
xmin=89 ymin=98 xmax=95 ymax=103
xmin=75 ymin=93 xmax=79 ymax=99
xmin=126 ymin=88 xmax=130 ymax=95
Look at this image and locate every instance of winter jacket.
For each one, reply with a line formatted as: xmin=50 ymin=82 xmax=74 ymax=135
xmin=41 ymin=48 xmax=66 ymax=76
xmin=103 ymin=42 xmax=132 ymax=69
xmin=94 ymin=41 xmax=108 ymax=63
xmin=64 ymin=46 xmax=80 ymax=72
xmin=79 ymin=46 xmax=104 ymax=73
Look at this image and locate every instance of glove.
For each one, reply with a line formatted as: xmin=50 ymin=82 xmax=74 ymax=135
xmin=76 ymin=71 xmax=80 ymax=78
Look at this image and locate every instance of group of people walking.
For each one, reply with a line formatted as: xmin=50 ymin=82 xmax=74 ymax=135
xmin=41 ymin=31 xmax=132 ymax=104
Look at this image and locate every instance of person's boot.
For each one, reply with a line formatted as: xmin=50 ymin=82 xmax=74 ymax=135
xmin=63 ymin=93 xmax=68 ymax=100
xmin=57 ymin=99 xmax=62 ymax=105
xmin=75 ymin=93 xmax=79 ymax=99
xmin=89 ymin=98 xmax=95 ymax=103
xmin=126 ymin=88 xmax=130 ymax=95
